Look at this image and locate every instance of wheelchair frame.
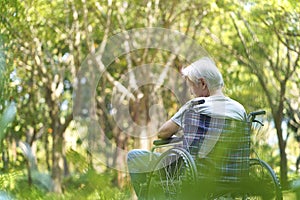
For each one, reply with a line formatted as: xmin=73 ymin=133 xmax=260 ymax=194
xmin=145 ymin=111 xmax=282 ymax=200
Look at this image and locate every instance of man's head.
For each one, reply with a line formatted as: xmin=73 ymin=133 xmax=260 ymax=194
xmin=181 ymin=57 xmax=224 ymax=97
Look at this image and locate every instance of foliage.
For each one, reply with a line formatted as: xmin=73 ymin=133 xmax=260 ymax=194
xmin=0 ymin=102 xmax=17 ymax=142
xmin=0 ymin=168 xmax=130 ymax=200
xmin=60 ymin=169 xmax=130 ymax=200
xmin=0 ymin=0 xmax=299 ymax=197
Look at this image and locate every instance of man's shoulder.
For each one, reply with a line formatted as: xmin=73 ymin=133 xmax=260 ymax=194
xmin=190 ymin=97 xmax=207 ymax=105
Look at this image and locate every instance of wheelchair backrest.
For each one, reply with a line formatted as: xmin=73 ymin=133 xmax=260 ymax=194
xmin=182 ymin=109 xmax=251 ymax=182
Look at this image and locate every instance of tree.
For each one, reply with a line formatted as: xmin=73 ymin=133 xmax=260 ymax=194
xmin=0 ymin=36 xmax=17 ymax=171
xmin=1 ymin=0 xmax=83 ymax=192
xmin=2 ymin=0 xmax=299 ymax=195
xmin=75 ymin=0 xmax=212 ymax=186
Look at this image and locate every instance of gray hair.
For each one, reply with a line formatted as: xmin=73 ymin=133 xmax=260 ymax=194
xmin=181 ymin=57 xmax=224 ymax=92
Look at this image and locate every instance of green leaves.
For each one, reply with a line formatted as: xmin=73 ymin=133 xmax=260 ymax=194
xmin=0 ymin=35 xmax=16 ymax=144
xmin=0 ymin=102 xmax=17 ymax=142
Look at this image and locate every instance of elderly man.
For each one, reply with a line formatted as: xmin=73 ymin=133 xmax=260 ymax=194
xmin=127 ymin=57 xmax=247 ymax=199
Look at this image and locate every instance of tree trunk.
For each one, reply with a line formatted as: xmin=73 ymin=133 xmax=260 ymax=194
xmin=45 ymin=130 xmax=51 ymax=171
xmin=26 ymin=160 xmax=32 ymax=186
xmin=274 ymin=114 xmax=288 ymax=188
xmin=279 ymin=146 xmax=288 ymax=188
xmin=52 ymin=129 xmax=64 ymax=193
xmin=2 ymin=149 xmax=9 ymax=171
xmin=113 ymin=130 xmax=129 ymax=187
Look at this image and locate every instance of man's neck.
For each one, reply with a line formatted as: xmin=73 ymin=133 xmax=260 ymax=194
xmin=210 ymin=89 xmax=224 ymax=97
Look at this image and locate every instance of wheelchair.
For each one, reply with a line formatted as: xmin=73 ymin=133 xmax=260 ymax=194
xmin=145 ymin=110 xmax=282 ymax=200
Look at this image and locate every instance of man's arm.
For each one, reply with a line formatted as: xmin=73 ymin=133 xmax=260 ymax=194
xmin=157 ymin=119 xmax=180 ymax=139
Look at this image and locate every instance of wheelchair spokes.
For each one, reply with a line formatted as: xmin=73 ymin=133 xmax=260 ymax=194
xmin=246 ymin=158 xmax=282 ymax=200
xmin=146 ymin=147 xmax=197 ymax=200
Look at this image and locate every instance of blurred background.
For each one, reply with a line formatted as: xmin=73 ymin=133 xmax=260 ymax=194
xmin=0 ymin=0 xmax=299 ymax=199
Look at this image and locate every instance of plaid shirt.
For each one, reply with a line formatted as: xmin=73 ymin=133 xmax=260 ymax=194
xmin=182 ymin=109 xmax=250 ymax=182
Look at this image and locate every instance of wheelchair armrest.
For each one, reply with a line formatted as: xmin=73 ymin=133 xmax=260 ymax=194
xmin=153 ymin=136 xmax=183 ymax=146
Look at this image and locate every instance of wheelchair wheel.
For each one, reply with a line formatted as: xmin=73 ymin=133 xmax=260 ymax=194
xmin=146 ymin=147 xmax=197 ymax=200
xmin=246 ymin=158 xmax=282 ymax=200
xmin=199 ymin=158 xmax=282 ymax=200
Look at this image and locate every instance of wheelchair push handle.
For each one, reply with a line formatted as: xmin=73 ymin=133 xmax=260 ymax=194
xmin=248 ymin=110 xmax=266 ymax=126
xmin=249 ymin=110 xmax=266 ymax=117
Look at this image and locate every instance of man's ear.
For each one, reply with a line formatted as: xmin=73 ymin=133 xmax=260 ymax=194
xmin=198 ymin=77 xmax=207 ymax=89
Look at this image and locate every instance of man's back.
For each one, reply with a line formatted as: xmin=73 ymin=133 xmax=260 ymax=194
xmin=182 ymin=110 xmax=250 ymax=182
